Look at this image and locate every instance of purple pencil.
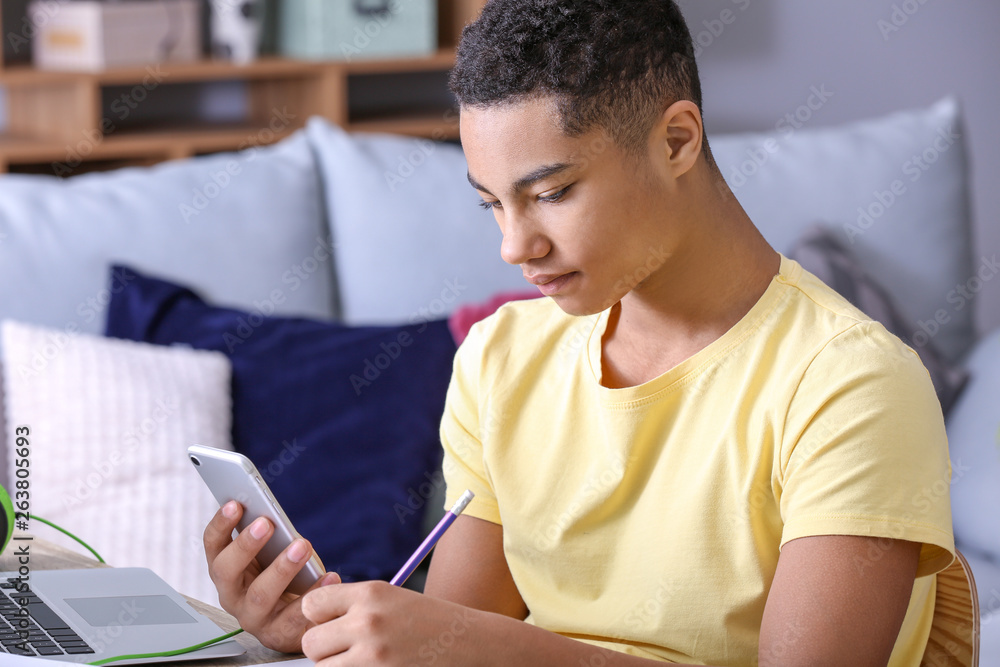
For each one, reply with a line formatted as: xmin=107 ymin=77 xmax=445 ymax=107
xmin=390 ymin=489 xmax=475 ymax=586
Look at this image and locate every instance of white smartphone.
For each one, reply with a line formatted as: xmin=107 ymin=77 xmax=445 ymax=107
xmin=188 ymin=444 xmax=325 ymax=595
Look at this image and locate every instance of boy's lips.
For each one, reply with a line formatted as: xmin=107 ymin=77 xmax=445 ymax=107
xmin=525 ymin=271 xmax=577 ymax=296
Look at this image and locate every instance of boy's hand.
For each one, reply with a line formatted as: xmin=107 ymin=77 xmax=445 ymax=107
xmin=203 ymin=500 xmax=341 ymax=653
xmin=300 ymin=581 xmax=480 ymax=666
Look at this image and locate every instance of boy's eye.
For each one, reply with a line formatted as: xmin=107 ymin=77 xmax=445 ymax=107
xmin=478 ymin=199 xmax=502 ymax=210
xmin=539 ymin=185 xmax=571 ymax=203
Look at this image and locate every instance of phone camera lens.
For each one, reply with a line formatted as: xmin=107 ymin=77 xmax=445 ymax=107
xmin=190 ymin=456 xmax=201 ymax=466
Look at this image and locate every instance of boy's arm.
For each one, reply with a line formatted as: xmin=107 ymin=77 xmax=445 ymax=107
xmin=422 ymin=521 xmax=921 ymax=665
xmin=422 ymin=515 xmax=529 ymax=620
xmin=299 ymin=532 xmax=921 ymax=665
xmin=758 ymin=534 xmax=921 ymax=666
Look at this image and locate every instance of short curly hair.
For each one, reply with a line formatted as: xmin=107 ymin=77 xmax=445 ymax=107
xmin=450 ymin=0 xmax=709 ymax=160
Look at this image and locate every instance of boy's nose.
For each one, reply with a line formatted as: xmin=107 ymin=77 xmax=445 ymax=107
xmin=500 ymin=213 xmax=550 ymax=266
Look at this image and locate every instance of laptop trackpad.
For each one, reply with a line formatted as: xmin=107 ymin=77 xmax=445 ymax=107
xmin=65 ymin=595 xmax=198 ymax=627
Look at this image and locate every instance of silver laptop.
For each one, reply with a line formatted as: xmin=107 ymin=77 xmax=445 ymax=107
xmin=0 ymin=567 xmax=245 ymax=664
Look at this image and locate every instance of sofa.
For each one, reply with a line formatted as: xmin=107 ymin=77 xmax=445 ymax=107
xmin=2 ymin=96 xmax=999 ymax=659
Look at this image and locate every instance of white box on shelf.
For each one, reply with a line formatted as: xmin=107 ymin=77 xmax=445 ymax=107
xmin=30 ymin=0 xmax=201 ymax=71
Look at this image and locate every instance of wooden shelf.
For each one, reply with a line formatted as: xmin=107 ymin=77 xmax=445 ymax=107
xmin=0 ymin=123 xmax=302 ymax=171
xmin=349 ymin=110 xmax=460 ymax=140
xmin=0 ymin=50 xmax=457 ymax=86
xmin=339 ymin=49 xmax=457 ymax=75
xmin=0 ymin=0 xmax=481 ymax=175
xmin=0 ymin=59 xmax=319 ymax=85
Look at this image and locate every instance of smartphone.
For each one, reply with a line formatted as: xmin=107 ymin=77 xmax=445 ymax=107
xmin=188 ymin=444 xmax=325 ymax=595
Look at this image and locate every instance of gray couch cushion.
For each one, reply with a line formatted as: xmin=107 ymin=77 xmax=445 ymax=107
xmin=306 ymin=118 xmax=528 ymax=326
xmin=947 ymin=329 xmax=1000 ymax=566
xmin=0 ymin=130 xmax=336 ymax=344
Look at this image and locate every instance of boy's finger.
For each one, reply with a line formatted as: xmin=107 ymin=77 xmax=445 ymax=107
xmin=203 ymin=501 xmax=242 ymax=566
xmin=266 ymin=571 xmax=341 ymax=651
xmin=209 ymin=515 xmax=274 ymax=604
xmin=243 ymin=538 xmax=322 ymax=615
xmin=300 ymin=580 xmax=354 ymax=625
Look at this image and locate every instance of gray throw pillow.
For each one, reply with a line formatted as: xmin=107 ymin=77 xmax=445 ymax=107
xmin=789 ymin=226 xmax=969 ymax=416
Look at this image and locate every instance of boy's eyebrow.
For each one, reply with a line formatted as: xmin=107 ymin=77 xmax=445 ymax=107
xmin=467 ymin=162 xmax=574 ymax=197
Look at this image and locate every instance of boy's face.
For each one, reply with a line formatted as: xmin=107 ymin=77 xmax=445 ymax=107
xmin=462 ymin=96 xmax=683 ymax=317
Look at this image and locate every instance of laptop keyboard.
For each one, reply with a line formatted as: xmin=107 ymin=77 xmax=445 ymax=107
xmin=0 ymin=577 xmax=95 ymax=657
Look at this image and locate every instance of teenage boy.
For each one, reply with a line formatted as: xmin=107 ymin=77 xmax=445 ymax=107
xmin=203 ymin=1 xmax=954 ymax=664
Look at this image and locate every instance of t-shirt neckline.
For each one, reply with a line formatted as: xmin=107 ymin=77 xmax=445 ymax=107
xmin=587 ymin=253 xmax=799 ymax=405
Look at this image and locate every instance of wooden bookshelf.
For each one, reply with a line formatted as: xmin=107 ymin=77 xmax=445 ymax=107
xmin=0 ymin=0 xmax=483 ymax=176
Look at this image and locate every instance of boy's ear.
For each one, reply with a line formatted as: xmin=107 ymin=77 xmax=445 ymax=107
xmin=656 ymin=100 xmax=704 ymax=178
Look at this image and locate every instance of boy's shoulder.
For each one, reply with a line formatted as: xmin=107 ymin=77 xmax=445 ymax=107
xmin=769 ymin=257 xmax=931 ymax=402
xmin=775 ymin=257 xmax=910 ymax=358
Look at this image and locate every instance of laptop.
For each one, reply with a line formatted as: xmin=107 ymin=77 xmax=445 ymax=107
xmin=0 ymin=567 xmax=245 ymax=664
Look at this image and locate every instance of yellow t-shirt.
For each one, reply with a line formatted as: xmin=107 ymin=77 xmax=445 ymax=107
xmin=441 ymin=254 xmax=955 ymax=665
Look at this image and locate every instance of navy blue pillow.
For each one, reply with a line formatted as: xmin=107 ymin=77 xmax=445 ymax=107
xmin=105 ymin=265 xmax=456 ymax=582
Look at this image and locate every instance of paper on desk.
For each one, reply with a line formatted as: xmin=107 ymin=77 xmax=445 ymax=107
xmin=258 ymin=659 xmax=313 ymax=666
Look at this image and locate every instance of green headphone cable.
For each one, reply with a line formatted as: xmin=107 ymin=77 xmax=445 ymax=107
xmin=31 ymin=515 xmax=105 ymax=564
xmin=85 ymin=627 xmax=246 ymax=665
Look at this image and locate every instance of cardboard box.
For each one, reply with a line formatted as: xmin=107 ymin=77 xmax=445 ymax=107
xmin=30 ymin=0 xmax=201 ymax=71
xmin=279 ymin=0 xmax=437 ymax=61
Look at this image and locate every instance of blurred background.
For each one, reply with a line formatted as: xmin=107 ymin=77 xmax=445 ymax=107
xmin=0 ymin=0 xmax=995 ymax=332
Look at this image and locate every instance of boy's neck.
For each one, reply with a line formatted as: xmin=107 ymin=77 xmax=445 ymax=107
xmin=600 ymin=180 xmax=780 ymax=389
